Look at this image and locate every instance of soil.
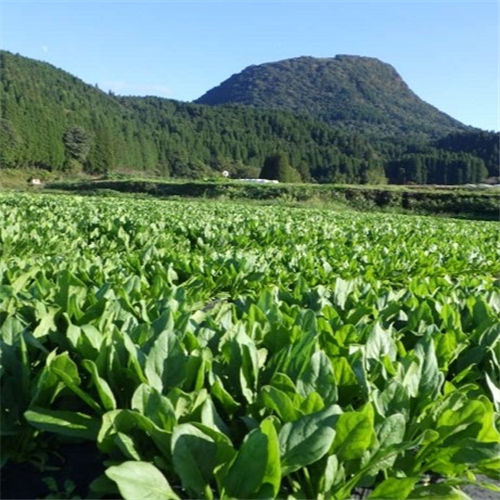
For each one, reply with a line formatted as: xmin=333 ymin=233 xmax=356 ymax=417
xmin=0 ymin=442 xmax=105 ymax=500
xmin=0 ymin=444 xmax=498 ymax=499
xmin=462 ymin=477 xmax=500 ymax=500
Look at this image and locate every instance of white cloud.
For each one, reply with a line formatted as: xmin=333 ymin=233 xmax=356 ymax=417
xmin=42 ymin=45 xmax=49 ymax=53
xmin=101 ymin=81 xmax=172 ymax=96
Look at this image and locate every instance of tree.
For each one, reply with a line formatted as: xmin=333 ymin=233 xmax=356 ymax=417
xmin=63 ymin=125 xmax=92 ymax=172
xmin=260 ymin=153 xmax=300 ymax=183
xmin=296 ymin=161 xmax=312 ymax=183
xmin=360 ymin=161 xmax=388 ymax=185
xmin=0 ymin=119 xmax=21 ymax=168
xmin=86 ymin=124 xmax=114 ymax=174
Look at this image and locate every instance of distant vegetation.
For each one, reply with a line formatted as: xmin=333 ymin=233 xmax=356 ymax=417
xmin=46 ymin=178 xmax=500 ymax=220
xmin=195 ymin=55 xmax=468 ymax=138
xmin=0 ymin=50 xmax=498 ymax=184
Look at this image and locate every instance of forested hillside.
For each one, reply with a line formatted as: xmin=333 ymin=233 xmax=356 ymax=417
xmin=195 ymin=55 xmax=469 ymax=139
xmin=0 ymin=51 xmax=386 ymax=182
xmin=0 ymin=50 xmax=497 ymax=184
xmin=434 ymin=130 xmax=500 ymax=175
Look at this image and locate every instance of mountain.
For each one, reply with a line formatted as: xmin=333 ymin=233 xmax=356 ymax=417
xmin=0 ymin=50 xmax=496 ymax=184
xmin=195 ymin=55 xmax=469 ymax=139
xmin=0 ymin=50 xmax=383 ymax=182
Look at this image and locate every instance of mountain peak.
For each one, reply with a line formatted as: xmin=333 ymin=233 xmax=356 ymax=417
xmin=195 ymin=55 xmax=467 ymax=138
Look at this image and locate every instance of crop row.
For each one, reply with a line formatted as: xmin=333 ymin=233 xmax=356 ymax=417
xmin=1 ymin=193 xmax=499 ymax=499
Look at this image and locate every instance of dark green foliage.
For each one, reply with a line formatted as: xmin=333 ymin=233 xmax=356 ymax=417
xmin=195 ymin=55 xmax=469 ymax=139
xmin=0 ymin=118 xmax=21 ymax=168
xmin=63 ymin=125 xmax=92 ymax=172
xmin=0 ymin=51 xmax=385 ymax=183
xmin=0 ymin=50 xmax=497 ymax=185
xmin=434 ymin=130 xmax=500 ymax=178
xmin=85 ymin=122 xmax=115 ymax=174
xmin=386 ymin=151 xmax=488 ymax=184
xmin=47 ymin=179 xmax=500 ymax=220
xmin=63 ymin=126 xmax=92 ymax=162
xmin=296 ymin=161 xmax=312 ymax=183
xmin=260 ymin=153 xmax=301 ymax=182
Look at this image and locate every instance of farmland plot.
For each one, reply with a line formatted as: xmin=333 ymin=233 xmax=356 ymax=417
xmin=1 ymin=193 xmax=499 ymax=499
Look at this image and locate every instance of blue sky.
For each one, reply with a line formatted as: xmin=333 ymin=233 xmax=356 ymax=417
xmin=1 ymin=0 xmax=498 ymax=131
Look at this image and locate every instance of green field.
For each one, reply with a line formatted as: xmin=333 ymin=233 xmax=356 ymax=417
xmin=1 ymin=193 xmax=499 ymax=499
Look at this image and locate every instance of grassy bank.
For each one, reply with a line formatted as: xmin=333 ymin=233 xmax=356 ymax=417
xmin=44 ymin=178 xmax=500 ymax=220
xmin=0 ymin=168 xmax=63 ymax=189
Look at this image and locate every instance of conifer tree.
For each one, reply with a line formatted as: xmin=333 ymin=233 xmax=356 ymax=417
xmin=63 ymin=125 xmax=92 ymax=172
xmin=260 ymin=153 xmax=300 ymax=182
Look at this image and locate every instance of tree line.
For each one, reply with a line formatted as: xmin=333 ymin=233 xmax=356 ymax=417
xmin=0 ymin=50 xmax=497 ymax=184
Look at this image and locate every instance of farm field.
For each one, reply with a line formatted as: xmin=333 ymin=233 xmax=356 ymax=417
xmin=1 ymin=192 xmax=499 ymax=499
